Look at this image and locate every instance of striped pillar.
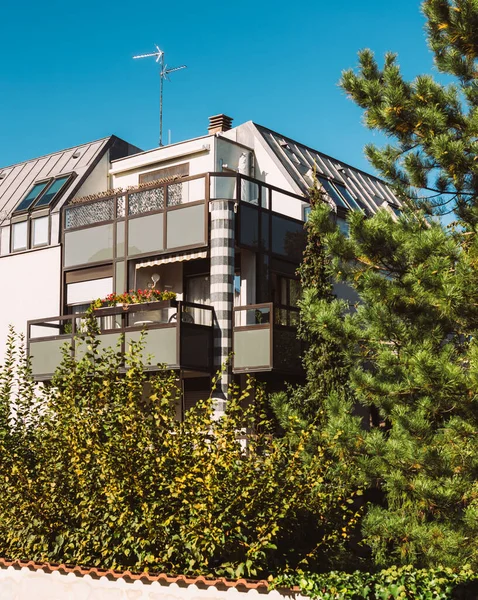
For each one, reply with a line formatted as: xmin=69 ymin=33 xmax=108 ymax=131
xmin=209 ymin=199 xmax=235 ymax=415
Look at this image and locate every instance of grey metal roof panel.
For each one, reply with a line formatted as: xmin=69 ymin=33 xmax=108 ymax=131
xmin=0 ymin=137 xmax=113 ymax=222
xmin=254 ymin=124 xmax=401 ymax=214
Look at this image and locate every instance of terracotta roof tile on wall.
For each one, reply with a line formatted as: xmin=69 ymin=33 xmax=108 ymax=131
xmin=0 ymin=558 xmax=283 ymax=593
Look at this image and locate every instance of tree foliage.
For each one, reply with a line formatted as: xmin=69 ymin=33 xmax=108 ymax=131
xmin=0 ymin=328 xmax=360 ymax=578
xmin=278 ymin=0 xmax=478 ymax=570
xmin=271 ymin=184 xmax=353 ymax=431
xmin=302 ymin=204 xmax=478 ymax=568
xmin=340 ymin=0 xmax=478 ymax=223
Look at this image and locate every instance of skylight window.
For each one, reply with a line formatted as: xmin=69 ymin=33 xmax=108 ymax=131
xmin=34 ymin=175 xmax=71 ymax=208
xmin=318 ymin=177 xmax=348 ymax=209
xmin=14 ymin=181 xmax=51 ymax=213
xmin=333 ymin=182 xmax=364 ymax=211
xmin=389 ymin=204 xmax=401 ymax=217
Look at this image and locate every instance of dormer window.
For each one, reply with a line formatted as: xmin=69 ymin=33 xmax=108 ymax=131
xmin=10 ymin=173 xmax=74 ymax=252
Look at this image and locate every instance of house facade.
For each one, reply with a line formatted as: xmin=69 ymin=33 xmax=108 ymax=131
xmin=0 ymin=115 xmax=400 ymax=414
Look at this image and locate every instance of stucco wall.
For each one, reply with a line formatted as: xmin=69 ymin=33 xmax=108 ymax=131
xmin=0 ymin=245 xmax=61 ymax=364
xmin=0 ymin=566 xmax=304 ymax=600
xmin=110 ymin=138 xmax=215 ymax=189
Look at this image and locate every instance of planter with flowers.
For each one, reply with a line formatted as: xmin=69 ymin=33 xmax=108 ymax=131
xmin=89 ymin=289 xmax=176 ymax=311
xmin=86 ymin=289 xmax=178 ymax=329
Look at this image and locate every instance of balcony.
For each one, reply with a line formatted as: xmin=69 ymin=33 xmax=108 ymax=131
xmin=27 ymin=300 xmax=213 ymax=380
xmin=232 ymin=303 xmax=304 ymax=374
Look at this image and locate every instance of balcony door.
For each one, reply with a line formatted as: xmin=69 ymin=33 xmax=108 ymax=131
xmin=185 ymin=275 xmax=210 ymax=324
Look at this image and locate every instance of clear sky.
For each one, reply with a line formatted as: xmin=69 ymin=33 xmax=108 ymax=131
xmin=0 ymin=0 xmax=435 ymax=174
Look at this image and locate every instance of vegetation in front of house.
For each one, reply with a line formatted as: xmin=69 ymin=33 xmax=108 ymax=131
xmin=272 ymin=566 xmax=478 ymax=599
xmin=283 ymin=202 xmax=478 ymax=569
xmin=269 ymin=0 xmax=478 ymax=572
xmin=0 ymin=329 xmax=361 ymax=578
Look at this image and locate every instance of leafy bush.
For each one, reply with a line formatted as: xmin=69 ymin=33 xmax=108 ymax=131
xmin=0 ymin=328 xmax=360 ymax=578
xmin=273 ymin=566 xmax=478 ymax=599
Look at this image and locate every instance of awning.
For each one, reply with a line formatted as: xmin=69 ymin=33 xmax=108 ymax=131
xmin=135 ymin=250 xmax=208 ymax=269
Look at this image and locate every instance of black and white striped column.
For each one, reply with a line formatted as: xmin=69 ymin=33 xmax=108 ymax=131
xmin=210 ymin=199 xmax=235 ymax=415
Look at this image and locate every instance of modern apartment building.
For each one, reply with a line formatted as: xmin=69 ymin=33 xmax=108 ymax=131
xmin=0 ymin=115 xmax=400 ymax=413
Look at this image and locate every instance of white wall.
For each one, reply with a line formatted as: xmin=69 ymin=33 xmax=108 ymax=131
xmin=72 ymin=153 xmax=110 ymax=199
xmin=0 ymin=565 xmax=305 ymax=600
xmin=222 ymin=124 xmax=306 ymax=220
xmin=0 ymin=246 xmax=61 ymax=364
xmin=111 ymin=138 xmax=215 ymax=189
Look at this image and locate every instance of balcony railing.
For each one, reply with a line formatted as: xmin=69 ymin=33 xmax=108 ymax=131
xmin=232 ymin=303 xmax=303 ymax=374
xmin=61 ymin=172 xmax=309 ymax=271
xmin=27 ymin=300 xmax=213 ymax=380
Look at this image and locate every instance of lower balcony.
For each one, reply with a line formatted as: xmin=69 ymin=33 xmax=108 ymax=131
xmin=27 ymin=300 xmax=213 ymax=380
xmin=232 ymin=303 xmax=304 ymax=374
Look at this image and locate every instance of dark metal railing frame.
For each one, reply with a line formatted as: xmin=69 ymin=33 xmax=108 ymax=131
xmin=232 ymin=302 xmax=301 ymax=373
xmin=27 ymin=300 xmax=214 ymax=377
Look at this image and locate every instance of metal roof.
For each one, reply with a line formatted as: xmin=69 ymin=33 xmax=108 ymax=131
xmin=0 ymin=136 xmax=129 ymax=224
xmin=254 ymin=124 xmax=400 ymax=214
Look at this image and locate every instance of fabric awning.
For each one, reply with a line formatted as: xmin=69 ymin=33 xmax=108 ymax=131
xmin=135 ymin=250 xmax=207 ymax=269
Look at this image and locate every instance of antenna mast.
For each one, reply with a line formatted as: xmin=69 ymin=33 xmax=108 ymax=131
xmin=133 ymin=45 xmax=187 ymax=147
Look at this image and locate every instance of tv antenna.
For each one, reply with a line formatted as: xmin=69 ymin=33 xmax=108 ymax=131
xmin=133 ymin=45 xmax=187 ymax=147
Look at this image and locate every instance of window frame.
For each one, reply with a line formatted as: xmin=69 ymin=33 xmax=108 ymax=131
xmin=10 ymin=214 xmax=51 ymax=254
xmin=32 ymin=174 xmax=74 ymax=209
xmin=13 ymin=172 xmax=75 ymax=216
xmin=31 ymin=215 xmax=51 ymax=248
xmin=9 ymin=172 xmax=75 ymax=253
xmin=11 ymin=219 xmax=29 ymax=253
xmin=12 ymin=179 xmax=53 ymax=215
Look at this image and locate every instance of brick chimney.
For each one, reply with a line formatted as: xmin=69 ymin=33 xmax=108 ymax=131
xmin=208 ymin=114 xmax=233 ymax=135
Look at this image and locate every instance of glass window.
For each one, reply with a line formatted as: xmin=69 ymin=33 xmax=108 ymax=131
xmin=333 ymin=182 xmax=364 ymax=211
xmin=271 ymin=215 xmax=306 ymax=260
xmin=34 ymin=175 xmax=70 ymax=208
xmin=337 ymin=217 xmax=349 ymax=236
xmin=12 ymin=221 xmax=28 ymax=251
xmin=239 ymin=205 xmax=259 ymax=248
xmin=14 ymin=181 xmax=51 ymax=213
xmin=303 ymin=205 xmax=312 ymax=221
xmin=318 ymin=177 xmax=348 ymax=209
xmin=32 ymin=216 xmax=49 ymax=247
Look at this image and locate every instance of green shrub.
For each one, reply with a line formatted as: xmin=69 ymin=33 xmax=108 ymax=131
xmin=0 ymin=328 xmax=360 ymax=578
xmin=272 ymin=566 xmax=478 ymax=599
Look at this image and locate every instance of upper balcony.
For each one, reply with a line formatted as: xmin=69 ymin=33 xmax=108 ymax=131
xmin=27 ymin=300 xmax=213 ymax=381
xmin=61 ymin=172 xmax=309 ymax=272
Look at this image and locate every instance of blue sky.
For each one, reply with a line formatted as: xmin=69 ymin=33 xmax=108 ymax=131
xmin=0 ymin=0 xmax=435 ymax=173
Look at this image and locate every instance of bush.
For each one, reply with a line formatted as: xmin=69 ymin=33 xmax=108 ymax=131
xmin=273 ymin=566 xmax=478 ymax=599
xmin=0 ymin=328 xmax=360 ymax=578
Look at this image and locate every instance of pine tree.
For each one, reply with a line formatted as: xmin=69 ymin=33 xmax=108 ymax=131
xmin=288 ymin=0 xmax=478 ymax=569
xmin=340 ymin=0 xmax=478 ymax=225
xmin=271 ymin=184 xmax=353 ymax=428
